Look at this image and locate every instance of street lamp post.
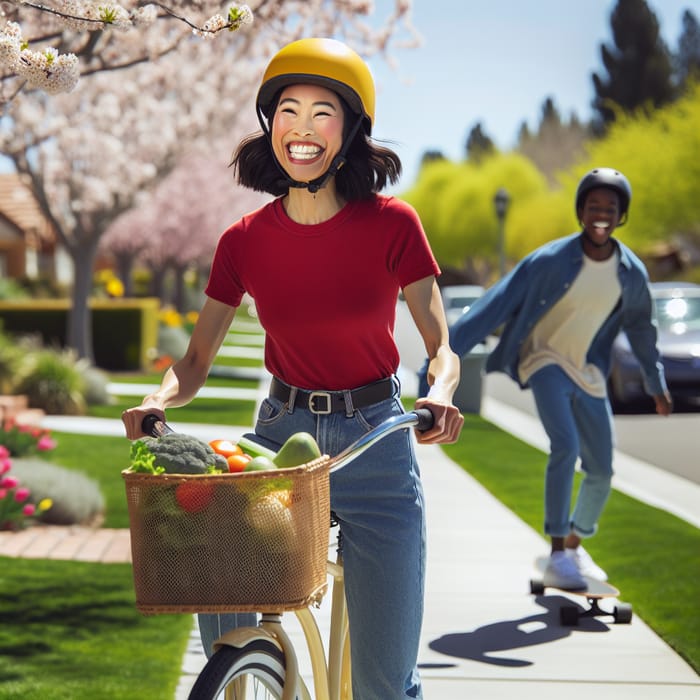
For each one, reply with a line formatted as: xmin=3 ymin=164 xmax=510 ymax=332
xmin=493 ymin=187 xmax=510 ymax=278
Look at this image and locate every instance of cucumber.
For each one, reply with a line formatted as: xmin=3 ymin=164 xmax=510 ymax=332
xmin=237 ymin=435 xmax=277 ymax=461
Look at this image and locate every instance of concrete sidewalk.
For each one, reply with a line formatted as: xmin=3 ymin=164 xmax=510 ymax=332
xmin=27 ymin=407 xmax=700 ymax=698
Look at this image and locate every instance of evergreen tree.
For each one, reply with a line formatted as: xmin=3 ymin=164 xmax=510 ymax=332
xmin=465 ymin=122 xmax=495 ymax=163
xmin=540 ymin=97 xmax=562 ymax=128
xmin=517 ymin=121 xmax=532 ymax=145
xmin=516 ymin=97 xmax=589 ymax=184
xmin=592 ymin=0 xmax=675 ymax=130
xmin=675 ymin=10 xmax=700 ymax=87
xmin=420 ymin=150 xmax=446 ymax=167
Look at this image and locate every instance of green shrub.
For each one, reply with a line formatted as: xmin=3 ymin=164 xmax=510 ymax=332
xmin=15 ymin=348 xmax=87 ymax=414
xmin=0 ymin=330 xmax=26 ymax=393
xmin=82 ymin=365 xmax=114 ymax=406
xmin=157 ymin=324 xmax=189 ymax=360
xmin=0 ymin=277 xmax=30 ymax=300
xmin=11 ymin=457 xmax=105 ymax=526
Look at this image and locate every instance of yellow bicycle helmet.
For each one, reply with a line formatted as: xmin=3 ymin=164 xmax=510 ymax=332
xmin=256 ymin=37 xmax=375 ymax=135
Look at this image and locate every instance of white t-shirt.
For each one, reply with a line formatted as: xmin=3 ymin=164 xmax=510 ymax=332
xmin=518 ymin=252 xmax=621 ymax=396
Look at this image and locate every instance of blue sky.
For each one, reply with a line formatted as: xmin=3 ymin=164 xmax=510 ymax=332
xmin=369 ymin=0 xmax=697 ymax=190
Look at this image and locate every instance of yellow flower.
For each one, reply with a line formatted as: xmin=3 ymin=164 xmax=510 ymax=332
xmin=158 ymin=308 xmax=183 ymax=327
xmin=38 ymin=498 xmax=52 ymax=512
xmin=105 ymin=278 xmax=124 ymax=297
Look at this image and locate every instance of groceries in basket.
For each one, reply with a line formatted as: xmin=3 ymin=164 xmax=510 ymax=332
xmin=126 ymin=430 xmax=321 ymax=475
xmin=122 ymin=428 xmax=330 ymax=613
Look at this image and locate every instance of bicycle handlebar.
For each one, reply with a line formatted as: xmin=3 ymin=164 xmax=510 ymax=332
xmin=328 ymin=408 xmax=434 ymax=473
xmin=140 ymin=407 xmax=434 ymax=474
xmin=141 ymin=414 xmax=173 ymax=437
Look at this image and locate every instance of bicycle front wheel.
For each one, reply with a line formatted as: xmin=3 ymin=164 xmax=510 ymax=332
xmin=187 ymin=639 xmax=287 ymax=700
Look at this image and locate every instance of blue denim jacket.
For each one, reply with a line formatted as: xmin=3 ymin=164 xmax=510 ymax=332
xmin=426 ymin=232 xmax=667 ymax=396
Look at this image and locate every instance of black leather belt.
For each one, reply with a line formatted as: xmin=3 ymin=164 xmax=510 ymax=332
xmin=270 ymin=376 xmax=394 ymax=414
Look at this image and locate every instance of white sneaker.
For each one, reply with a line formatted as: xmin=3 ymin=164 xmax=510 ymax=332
xmin=542 ymin=551 xmax=587 ymax=590
xmin=566 ymin=545 xmax=608 ymax=581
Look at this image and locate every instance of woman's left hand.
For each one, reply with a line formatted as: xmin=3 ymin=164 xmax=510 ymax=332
xmin=413 ymin=398 xmax=464 ymax=444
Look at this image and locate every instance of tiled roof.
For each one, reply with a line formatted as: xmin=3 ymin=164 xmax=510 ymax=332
xmin=0 ymin=172 xmax=55 ymax=244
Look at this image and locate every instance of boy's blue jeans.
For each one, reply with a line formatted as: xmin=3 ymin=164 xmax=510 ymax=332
xmin=198 ymin=378 xmax=426 ymax=700
xmin=528 ymin=364 xmax=614 ymax=538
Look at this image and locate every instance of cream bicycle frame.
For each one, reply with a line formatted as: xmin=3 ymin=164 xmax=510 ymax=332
xmin=213 ymin=550 xmax=351 ymax=700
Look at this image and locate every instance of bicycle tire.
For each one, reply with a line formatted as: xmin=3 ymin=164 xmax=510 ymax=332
xmin=187 ymin=639 xmax=287 ymax=700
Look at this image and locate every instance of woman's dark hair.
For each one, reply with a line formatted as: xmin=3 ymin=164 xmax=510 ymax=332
xmin=230 ymin=95 xmax=401 ymax=200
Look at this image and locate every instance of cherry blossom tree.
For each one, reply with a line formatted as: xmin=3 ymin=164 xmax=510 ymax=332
xmin=0 ymin=1 xmax=419 ymax=363
xmin=100 ymin=150 xmax=270 ymax=309
xmin=0 ymin=2 xmax=255 ymax=103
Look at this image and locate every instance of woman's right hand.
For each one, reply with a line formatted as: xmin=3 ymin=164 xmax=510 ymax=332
xmin=121 ymin=405 xmax=166 ymax=440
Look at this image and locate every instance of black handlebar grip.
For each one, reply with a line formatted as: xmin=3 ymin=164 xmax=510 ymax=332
xmin=141 ymin=414 xmax=173 ymax=437
xmin=413 ymin=408 xmax=434 ymax=432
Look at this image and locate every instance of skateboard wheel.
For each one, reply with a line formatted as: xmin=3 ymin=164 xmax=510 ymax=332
xmin=560 ymin=605 xmax=580 ymax=626
xmin=530 ymin=579 xmax=545 ymax=595
xmin=614 ymin=603 xmax=633 ymax=624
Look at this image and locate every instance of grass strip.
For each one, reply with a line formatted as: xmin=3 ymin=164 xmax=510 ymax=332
xmin=443 ymin=414 xmax=700 ymax=673
xmin=0 ymin=557 xmax=192 ymax=699
xmin=88 ymin=396 xmax=257 ymax=426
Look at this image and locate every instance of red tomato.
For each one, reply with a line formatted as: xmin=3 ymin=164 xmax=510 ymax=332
xmin=175 ymin=481 xmax=216 ymax=513
xmin=209 ymin=439 xmax=243 ymax=458
xmin=226 ymin=453 xmax=252 ymax=473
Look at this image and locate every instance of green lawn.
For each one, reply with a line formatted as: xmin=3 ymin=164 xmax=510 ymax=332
xmin=0 ymin=558 xmax=192 ymax=700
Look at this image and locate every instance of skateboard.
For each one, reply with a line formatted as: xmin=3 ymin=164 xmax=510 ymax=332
xmin=530 ymin=556 xmax=633 ymax=626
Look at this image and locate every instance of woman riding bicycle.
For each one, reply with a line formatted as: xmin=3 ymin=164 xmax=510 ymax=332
xmin=122 ymin=37 xmax=464 ymax=699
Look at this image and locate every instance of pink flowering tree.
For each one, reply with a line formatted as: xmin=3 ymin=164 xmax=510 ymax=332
xmin=100 ymin=150 xmax=270 ymax=309
xmin=0 ymin=1 xmax=419 ymax=363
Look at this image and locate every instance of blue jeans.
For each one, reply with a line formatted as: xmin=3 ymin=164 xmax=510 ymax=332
xmin=528 ymin=364 xmax=614 ymax=538
xmin=199 ymin=377 xmax=426 ymax=700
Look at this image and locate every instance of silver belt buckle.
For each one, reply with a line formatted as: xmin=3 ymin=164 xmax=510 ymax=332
xmin=308 ymin=391 xmax=332 ymax=414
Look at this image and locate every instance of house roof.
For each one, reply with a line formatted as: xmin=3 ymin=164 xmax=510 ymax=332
xmin=0 ymin=173 xmax=55 ymax=246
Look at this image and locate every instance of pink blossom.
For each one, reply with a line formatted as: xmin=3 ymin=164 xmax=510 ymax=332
xmin=0 ymin=476 xmax=18 ymax=489
xmin=14 ymin=487 xmax=30 ymax=503
xmin=0 ymin=445 xmax=9 ymax=460
xmin=22 ymin=504 xmax=36 ymax=516
xmin=0 ymin=489 xmax=7 ymax=499
xmin=37 ymin=436 xmax=57 ymax=451
xmin=0 ymin=458 xmax=11 ymax=473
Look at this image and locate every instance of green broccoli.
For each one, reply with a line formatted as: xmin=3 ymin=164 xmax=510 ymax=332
xmin=139 ymin=433 xmax=228 ymax=474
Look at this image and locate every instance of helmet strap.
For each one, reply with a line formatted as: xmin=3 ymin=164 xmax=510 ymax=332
xmin=257 ymin=105 xmax=364 ymax=194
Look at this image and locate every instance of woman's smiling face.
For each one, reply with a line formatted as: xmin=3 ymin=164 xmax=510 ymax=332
xmin=271 ymin=83 xmax=345 ymax=183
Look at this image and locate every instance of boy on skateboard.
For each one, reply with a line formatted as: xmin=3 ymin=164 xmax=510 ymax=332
xmin=421 ymin=168 xmax=672 ymax=589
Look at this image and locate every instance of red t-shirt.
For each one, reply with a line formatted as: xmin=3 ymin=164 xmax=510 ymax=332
xmin=205 ymin=194 xmax=439 ymax=389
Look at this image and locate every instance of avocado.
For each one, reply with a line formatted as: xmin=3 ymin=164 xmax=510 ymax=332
xmin=244 ymin=456 xmax=277 ymax=472
xmin=272 ymin=432 xmax=322 ymax=468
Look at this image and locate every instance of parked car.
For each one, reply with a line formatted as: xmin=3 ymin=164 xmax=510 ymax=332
xmin=441 ymin=285 xmax=485 ymax=327
xmin=608 ymin=282 xmax=700 ymax=410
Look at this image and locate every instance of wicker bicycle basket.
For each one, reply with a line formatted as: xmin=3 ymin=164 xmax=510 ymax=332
xmin=122 ymin=456 xmax=331 ymax=614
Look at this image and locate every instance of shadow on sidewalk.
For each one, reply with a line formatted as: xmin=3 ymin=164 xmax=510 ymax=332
xmin=427 ymin=595 xmax=610 ymax=667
